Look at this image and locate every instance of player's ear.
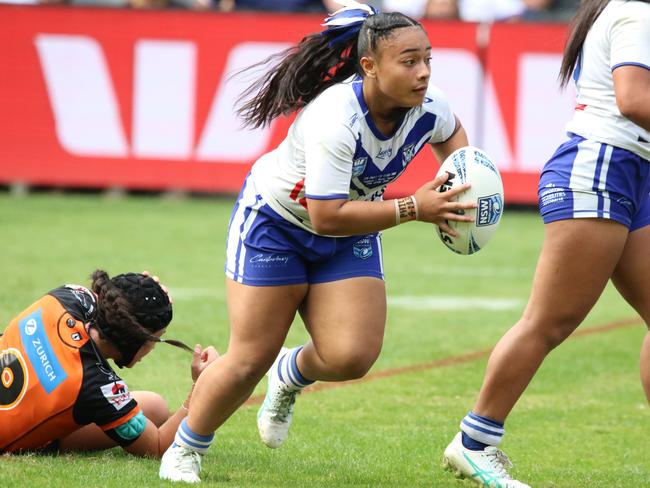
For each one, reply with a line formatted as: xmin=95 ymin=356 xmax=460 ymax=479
xmin=360 ymin=56 xmax=377 ymax=79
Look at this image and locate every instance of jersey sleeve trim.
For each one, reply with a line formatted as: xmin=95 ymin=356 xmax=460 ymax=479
xmin=99 ymin=404 xmax=141 ymax=431
xmin=612 ymin=62 xmax=650 ymax=72
xmin=304 ymin=193 xmax=349 ymax=200
xmin=103 ymin=410 xmax=147 ymax=446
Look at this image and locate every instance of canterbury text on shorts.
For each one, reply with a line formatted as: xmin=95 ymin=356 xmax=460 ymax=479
xmin=225 ymin=175 xmax=384 ymax=286
xmin=538 ymin=133 xmax=650 ymax=231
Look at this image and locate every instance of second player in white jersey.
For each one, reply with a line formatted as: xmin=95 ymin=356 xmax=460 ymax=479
xmin=566 ymin=0 xmax=650 ymax=160
xmin=443 ymin=2 xmax=650 ymax=486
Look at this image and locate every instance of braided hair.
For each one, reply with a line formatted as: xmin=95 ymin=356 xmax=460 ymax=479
xmin=236 ymin=11 xmax=421 ymax=129
xmin=90 ymin=270 xmax=191 ymax=368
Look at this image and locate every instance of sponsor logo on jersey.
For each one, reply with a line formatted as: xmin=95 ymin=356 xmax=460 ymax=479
xmin=477 ymin=194 xmax=503 ymax=227
xmin=353 ymin=238 xmax=373 ymax=260
xmin=71 ymin=332 xmax=82 ymax=341
xmin=376 ymin=147 xmax=392 ymax=160
xmin=24 ymin=319 xmax=38 ymax=336
xmin=64 ymin=284 xmax=96 ymax=318
xmin=100 ymin=381 xmax=132 ymax=411
xmin=18 ymin=309 xmax=68 ymax=394
xmin=352 ymin=157 xmax=368 ymax=177
xmin=423 ymin=97 xmax=433 ymax=104
xmin=401 ymin=143 xmax=416 ymax=167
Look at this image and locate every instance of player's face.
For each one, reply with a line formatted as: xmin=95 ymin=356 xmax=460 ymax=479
xmin=126 ymin=328 xmax=166 ymax=368
xmin=374 ymin=27 xmax=431 ymax=108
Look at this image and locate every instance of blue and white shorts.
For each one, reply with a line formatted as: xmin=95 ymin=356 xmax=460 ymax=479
xmin=538 ymin=134 xmax=650 ymax=231
xmin=224 ymin=176 xmax=384 ymax=286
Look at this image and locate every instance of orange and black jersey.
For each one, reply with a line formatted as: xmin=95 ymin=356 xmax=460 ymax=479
xmin=0 ymin=285 xmax=143 ymax=453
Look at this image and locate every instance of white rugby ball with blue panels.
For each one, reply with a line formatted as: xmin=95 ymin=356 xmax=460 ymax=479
xmin=435 ymin=146 xmax=504 ymax=255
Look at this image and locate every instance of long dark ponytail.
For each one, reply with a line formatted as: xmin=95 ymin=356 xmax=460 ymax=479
xmin=91 ymin=269 xmax=191 ymax=367
xmin=559 ymin=0 xmax=612 ymax=87
xmin=236 ymin=11 xmax=421 ymax=129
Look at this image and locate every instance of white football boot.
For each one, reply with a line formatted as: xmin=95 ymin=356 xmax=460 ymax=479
xmin=443 ymin=433 xmax=531 ymax=488
xmin=159 ymin=444 xmax=202 ymax=483
xmin=257 ymin=347 xmax=299 ymax=448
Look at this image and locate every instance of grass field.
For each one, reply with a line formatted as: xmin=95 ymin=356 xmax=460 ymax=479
xmin=0 ymin=192 xmax=647 ymax=488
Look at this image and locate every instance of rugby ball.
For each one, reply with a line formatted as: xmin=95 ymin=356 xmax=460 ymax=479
xmin=435 ymin=146 xmax=504 ymax=255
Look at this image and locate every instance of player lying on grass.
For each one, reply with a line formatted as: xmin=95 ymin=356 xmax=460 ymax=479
xmin=0 ymin=269 xmax=218 ymax=457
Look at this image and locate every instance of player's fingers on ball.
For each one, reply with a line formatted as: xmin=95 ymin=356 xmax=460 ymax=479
xmin=457 ymin=200 xmax=478 ymax=210
xmin=445 ymin=212 xmax=473 ymax=222
xmin=448 ymin=182 xmax=471 ymax=196
xmin=439 ymin=223 xmax=459 ymax=237
xmin=432 ymin=172 xmax=450 ymax=187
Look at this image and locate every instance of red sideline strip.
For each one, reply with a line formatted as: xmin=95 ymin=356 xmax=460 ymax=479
xmin=244 ymin=317 xmax=643 ymax=407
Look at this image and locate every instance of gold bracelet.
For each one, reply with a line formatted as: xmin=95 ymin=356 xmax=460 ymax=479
xmin=410 ymin=195 xmax=419 ymax=221
xmin=393 ymin=198 xmax=401 ymax=226
xmin=180 ymin=403 xmax=189 ymax=412
xmin=396 ymin=196 xmax=417 ymax=224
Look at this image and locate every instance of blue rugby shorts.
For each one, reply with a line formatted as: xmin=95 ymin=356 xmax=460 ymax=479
xmin=538 ymin=133 xmax=650 ymax=231
xmin=224 ymin=175 xmax=384 ymax=286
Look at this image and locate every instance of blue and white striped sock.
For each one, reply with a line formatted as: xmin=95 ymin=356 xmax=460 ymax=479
xmin=460 ymin=411 xmax=505 ymax=450
xmin=173 ymin=418 xmax=214 ymax=455
xmin=277 ymin=346 xmax=315 ymax=391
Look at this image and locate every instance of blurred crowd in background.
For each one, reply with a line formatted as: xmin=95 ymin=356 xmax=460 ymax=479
xmin=0 ymin=0 xmax=580 ymax=23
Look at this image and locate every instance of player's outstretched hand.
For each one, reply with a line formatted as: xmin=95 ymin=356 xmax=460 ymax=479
xmin=190 ymin=344 xmax=219 ymax=382
xmin=413 ymin=173 xmax=476 ymax=236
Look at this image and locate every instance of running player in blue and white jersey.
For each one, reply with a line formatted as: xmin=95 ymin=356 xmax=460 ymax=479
xmin=160 ymin=1 xmax=476 ymax=483
xmin=443 ymin=1 xmax=650 ymax=486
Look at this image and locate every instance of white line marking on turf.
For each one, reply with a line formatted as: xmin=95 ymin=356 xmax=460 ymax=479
xmin=169 ymin=288 xmax=522 ymax=310
xmin=387 ymin=296 xmax=523 ymax=311
xmin=409 ymin=265 xmax=531 ymax=277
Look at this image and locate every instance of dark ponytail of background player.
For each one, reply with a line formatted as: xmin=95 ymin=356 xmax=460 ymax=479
xmin=90 ymin=269 xmax=191 ymax=367
xmin=236 ymin=10 xmax=421 ymax=129
xmin=559 ymin=0 xmax=612 ymax=87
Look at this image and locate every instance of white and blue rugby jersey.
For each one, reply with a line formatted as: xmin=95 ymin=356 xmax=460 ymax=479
xmin=566 ymin=0 xmax=650 ymax=161
xmin=250 ymin=75 xmax=457 ymax=234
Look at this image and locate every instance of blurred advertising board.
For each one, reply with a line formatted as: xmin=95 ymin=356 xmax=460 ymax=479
xmin=0 ymin=6 xmax=570 ymax=203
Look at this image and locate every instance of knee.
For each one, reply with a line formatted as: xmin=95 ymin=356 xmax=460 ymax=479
xmin=132 ymin=391 xmax=170 ymax=426
xmin=321 ymin=348 xmax=380 ymax=380
xmin=226 ymin=350 xmax=277 ymax=386
xmin=520 ymin=310 xmax=584 ymax=351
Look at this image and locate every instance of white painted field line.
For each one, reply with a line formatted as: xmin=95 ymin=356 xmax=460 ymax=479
xmin=387 ymin=296 xmax=523 ymax=311
xmin=407 ymin=265 xmax=531 ymax=278
xmin=169 ymin=288 xmax=522 ymax=310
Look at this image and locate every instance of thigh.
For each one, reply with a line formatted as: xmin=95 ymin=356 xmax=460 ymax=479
xmin=524 ymin=218 xmax=629 ymax=331
xmin=612 ymin=225 xmax=650 ymax=323
xmin=299 ymin=277 xmax=386 ymax=359
xmin=226 ymin=278 xmax=308 ymax=363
